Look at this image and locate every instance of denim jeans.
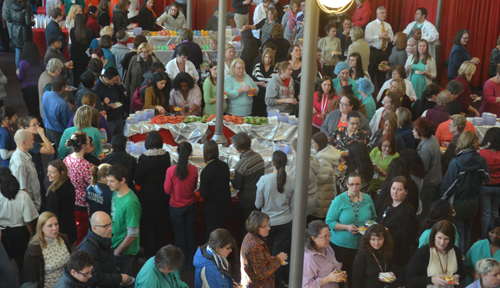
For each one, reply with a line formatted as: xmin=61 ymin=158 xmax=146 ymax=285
xmin=480 ymin=185 xmax=500 ymax=239
xmin=267 ymin=221 xmax=292 ymax=286
xmin=169 ymin=203 xmax=196 ymax=267
xmin=453 ymin=219 xmax=473 ymax=254
xmin=15 ymin=47 xmax=21 ymax=68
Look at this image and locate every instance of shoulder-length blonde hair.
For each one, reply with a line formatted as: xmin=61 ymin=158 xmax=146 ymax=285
xmin=391 ymin=78 xmax=406 ymax=96
xmin=47 ymin=159 xmax=69 ymax=194
xmin=66 ymin=5 xmax=82 ymax=25
xmin=350 ymin=26 xmax=364 ymax=41
xmin=137 ymin=43 xmax=153 ymax=55
xmin=229 ymin=58 xmax=245 ymax=77
xmin=458 ymin=61 xmax=476 ymax=82
xmin=261 ymin=48 xmax=275 ymax=65
xmin=30 ymin=212 xmax=64 ymax=249
xmin=100 ymin=26 xmax=113 ymax=37
xmin=413 ymin=39 xmax=432 ymax=65
xmin=456 ymin=130 xmax=478 ymax=154
xmin=74 ymin=106 xmax=93 ymax=130
xmin=394 ymin=32 xmax=407 ymax=51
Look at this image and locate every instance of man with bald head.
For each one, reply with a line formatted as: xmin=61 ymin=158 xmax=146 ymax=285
xmin=9 ymin=129 xmax=40 ymax=211
xmin=77 ymin=211 xmax=132 ymax=287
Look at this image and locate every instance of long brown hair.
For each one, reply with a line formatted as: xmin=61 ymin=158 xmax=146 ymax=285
xmin=91 ymin=163 xmax=112 ymax=186
xmin=116 ymin=0 xmax=130 ymax=13
xmin=47 ymin=160 xmax=69 ymax=194
xmin=413 ymin=39 xmax=432 ymax=65
xmin=74 ymin=14 xmax=91 ymax=44
xmin=316 ymin=76 xmax=336 ymax=102
xmin=360 ymin=224 xmax=393 ymax=259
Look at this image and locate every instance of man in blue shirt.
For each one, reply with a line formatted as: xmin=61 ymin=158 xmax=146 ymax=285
xmin=42 ymin=75 xmax=71 ymax=152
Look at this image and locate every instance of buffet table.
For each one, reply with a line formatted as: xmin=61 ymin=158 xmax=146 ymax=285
xmin=32 ymin=28 xmax=70 ymax=59
xmin=153 ymin=49 xmax=242 ymax=64
xmin=468 ymin=117 xmax=500 ymax=142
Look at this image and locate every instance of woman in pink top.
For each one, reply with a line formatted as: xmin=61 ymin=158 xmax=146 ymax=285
xmin=62 ymin=131 xmax=94 ymax=246
xmin=479 ymin=66 xmax=500 ymax=116
xmin=164 ymin=141 xmax=198 ymax=269
xmin=169 ymin=72 xmax=202 ymax=116
xmin=303 ymin=220 xmax=346 ymax=288
xmin=313 ymin=76 xmax=337 ymax=134
xmin=479 ymin=128 xmax=500 ymax=239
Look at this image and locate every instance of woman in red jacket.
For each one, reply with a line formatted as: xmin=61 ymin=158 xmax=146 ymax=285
xmin=351 ymin=0 xmax=372 ymax=29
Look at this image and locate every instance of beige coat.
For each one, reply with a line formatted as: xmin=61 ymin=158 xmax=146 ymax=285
xmin=312 ymin=145 xmax=340 ymax=218
xmin=346 ymin=38 xmax=371 ymax=72
xmin=289 ymin=155 xmax=320 ymax=216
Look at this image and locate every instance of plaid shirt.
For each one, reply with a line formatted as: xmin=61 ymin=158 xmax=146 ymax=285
xmin=240 ymin=233 xmax=281 ymax=288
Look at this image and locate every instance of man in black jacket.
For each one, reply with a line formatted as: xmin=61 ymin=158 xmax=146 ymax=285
xmin=55 ymin=250 xmax=94 ymax=288
xmin=45 ymin=8 xmax=66 ymax=49
xmin=102 ymin=134 xmax=137 ymax=193
xmin=77 ymin=211 xmax=131 ymax=287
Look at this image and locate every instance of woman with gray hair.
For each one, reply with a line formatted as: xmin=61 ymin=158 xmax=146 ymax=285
xmin=38 ymin=58 xmax=64 ymax=118
xmin=346 ymin=26 xmax=370 ymax=72
xmin=135 ymin=245 xmax=188 ymax=287
xmin=124 ymin=42 xmax=160 ymax=97
xmin=424 ymin=90 xmax=454 ymax=128
xmin=466 ymin=258 xmax=500 ymax=288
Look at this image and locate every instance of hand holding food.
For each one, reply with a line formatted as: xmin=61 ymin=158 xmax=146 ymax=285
xmin=277 ymin=252 xmax=288 ymax=262
xmin=347 ymin=224 xmax=359 ymax=234
xmin=329 ymin=270 xmax=346 ymax=283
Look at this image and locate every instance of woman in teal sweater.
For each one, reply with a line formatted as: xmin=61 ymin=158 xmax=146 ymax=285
xmin=58 ymin=106 xmax=103 ymax=159
xmin=223 ymin=59 xmax=259 ymax=116
xmin=203 ymin=62 xmax=226 ymax=115
xmin=326 ymin=172 xmax=376 ymax=288
xmin=332 ymin=62 xmax=361 ymax=100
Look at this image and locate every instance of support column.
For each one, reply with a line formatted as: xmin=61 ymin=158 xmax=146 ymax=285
xmin=434 ymin=0 xmax=443 ymax=79
xmin=186 ymin=0 xmax=193 ymax=29
xmin=288 ymin=1 xmax=319 ymax=287
xmin=213 ymin=0 xmax=228 ymax=145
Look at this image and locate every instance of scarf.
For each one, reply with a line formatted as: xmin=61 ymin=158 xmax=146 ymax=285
xmin=203 ymin=245 xmax=232 ymax=279
xmin=287 ymin=10 xmax=297 ymax=32
xmin=147 ymin=7 xmax=157 ymax=18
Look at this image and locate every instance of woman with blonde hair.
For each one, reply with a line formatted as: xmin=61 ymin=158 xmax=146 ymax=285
xmin=466 ymin=258 xmax=500 ymax=288
xmin=57 ymin=106 xmax=103 ymax=159
xmin=405 ymin=39 xmax=437 ymax=100
xmin=224 ymin=58 xmax=259 ymax=116
xmin=281 ymin=0 xmax=300 ymax=43
xmin=85 ymin=163 xmax=113 ymax=216
xmin=347 ymin=26 xmax=370 ymax=72
xmin=389 ymin=32 xmax=408 ymax=66
xmin=456 ymin=60 xmax=480 ymax=116
xmin=441 ymin=131 xmax=490 ymax=253
xmin=124 ymin=42 xmax=159 ymax=97
xmin=89 ymin=25 xmax=113 ymax=51
xmin=224 ymin=43 xmax=236 ymax=77
xmin=252 ymin=48 xmax=277 ymax=116
xmin=66 ymin=5 xmax=83 ymax=41
xmin=46 ymin=159 xmax=77 ymax=244
xmin=24 ymin=212 xmax=72 ymax=288
xmin=395 ymin=107 xmax=417 ymax=149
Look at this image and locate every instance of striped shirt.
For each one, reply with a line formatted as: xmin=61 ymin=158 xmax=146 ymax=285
xmin=251 ymin=63 xmax=277 ymax=83
xmin=9 ymin=149 xmax=41 ymax=211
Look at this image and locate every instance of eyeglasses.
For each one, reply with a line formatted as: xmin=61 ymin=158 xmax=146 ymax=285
xmin=316 ymin=232 xmax=332 ymax=239
xmin=339 ymin=102 xmax=351 ymax=107
xmin=347 ymin=183 xmax=362 ymax=186
xmin=30 ymin=123 xmax=40 ymax=127
xmin=77 ymin=268 xmax=94 ymax=278
xmin=261 ymin=222 xmax=271 ymax=228
xmin=95 ymin=221 xmax=113 ymax=229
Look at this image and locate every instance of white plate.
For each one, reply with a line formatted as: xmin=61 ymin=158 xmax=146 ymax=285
xmin=114 ymin=102 xmax=123 ymax=108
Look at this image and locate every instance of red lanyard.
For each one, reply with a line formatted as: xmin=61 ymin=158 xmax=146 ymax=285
xmin=1 ymin=123 xmax=12 ymax=136
xmin=371 ymin=252 xmax=386 ymax=272
xmin=340 ymin=79 xmax=348 ymax=87
xmin=437 ymin=251 xmax=449 ymax=275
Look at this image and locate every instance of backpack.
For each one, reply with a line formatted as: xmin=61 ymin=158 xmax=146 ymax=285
xmin=131 ymin=83 xmax=150 ymax=112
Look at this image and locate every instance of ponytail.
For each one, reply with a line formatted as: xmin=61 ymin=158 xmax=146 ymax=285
xmin=92 ymin=163 xmax=112 ymax=186
xmin=273 ymin=150 xmax=288 ymax=193
xmin=176 ymin=142 xmax=193 ymax=181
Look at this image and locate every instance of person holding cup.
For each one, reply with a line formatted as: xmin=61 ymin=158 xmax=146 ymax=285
xmin=352 ymin=223 xmax=396 ymax=288
xmin=326 ymin=172 xmax=377 ymax=288
xmin=303 ymin=220 xmax=346 ymax=288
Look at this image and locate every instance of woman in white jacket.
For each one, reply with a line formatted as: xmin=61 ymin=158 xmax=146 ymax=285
xmin=405 ymin=39 xmax=436 ymax=102
xmin=311 ymin=132 xmax=340 ymax=219
xmin=155 ymin=3 xmax=187 ymax=31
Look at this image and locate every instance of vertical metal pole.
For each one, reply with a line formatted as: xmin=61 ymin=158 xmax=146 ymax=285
xmin=213 ymin=0 xmax=228 ymax=145
xmin=434 ymin=0 xmax=443 ymax=80
xmin=434 ymin=0 xmax=444 ymax=31
xmin=289 ymin=1 xmax=319 ymax=287
xmin=186 ymin=0 xmax=193 ymax=29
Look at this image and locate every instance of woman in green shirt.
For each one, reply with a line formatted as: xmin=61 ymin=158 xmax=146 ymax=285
xmin=202 ymin=62 xmax=226 ymax=116
xmin=369 ymin=133 xmax=399 ymax=194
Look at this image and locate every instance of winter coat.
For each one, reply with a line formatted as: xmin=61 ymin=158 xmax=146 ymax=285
xmin=24 ymin=234 xmax=72 ymax=288
xmin=46 ymin=179 xmax=77 ymax=244
xmin=289 ymin=155 xmax=320 ymax=216
xmin=55 ymin=268 xmax=91 ymax=288
xmin=134 ymin=149 xmax=171 ymax=215
xmin=265 ymin=74 xmax=295 ymax=114
xmin=193 ymin=245 xmax=234 ymax=288
xmin=112 ymin=6 xmax=129 ymax=34
xmin=6 ymin=0 xmax=32 ymax=48
xmin=97 ymin=10 xmax=110 ymax=27
xmin=199 ymin=159 xmax=234 ymax=224
xmin=76 ymin=230 xmax=122 ymax=287
xmin=440 ymin=148 xmax=490 ymax=220
xmin=156 ymin=9 xmax=186 ymax=31
xmin=123 ymin=54 xmax=159 ymax=96
xmin=110 ymin=43 xmax=130 ymax=78
xmin=138 ymin=7 xmax=155 ymax=31
xmin=313 ymin=145 xmax=340 ymax=218
xmin=352 ymin=0 xmax=372 ymax=28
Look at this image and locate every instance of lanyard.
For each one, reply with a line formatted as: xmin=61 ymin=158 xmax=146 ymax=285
xmin=320 ymin=95 xmax=328 ymax=115
xmin=1 ymin=123 xmax=12 ymax=136
xmin=348 ymin=193 xmax=360 ymax=226
xmin=371 ymin=252 xmax=386 ymax=272
xmin=437 ymin=251 xmax=449 ymax=275
xmin=381 ymin=206 xmax=390 ymax=224
xmin=340 ymin=79 xmax=348 ymax=88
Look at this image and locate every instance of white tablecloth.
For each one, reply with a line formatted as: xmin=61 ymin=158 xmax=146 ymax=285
xmin=154 ymin=49 xmax=242 ymax=64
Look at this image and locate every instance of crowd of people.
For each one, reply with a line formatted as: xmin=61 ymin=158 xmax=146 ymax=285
xmin=1 ymin=0 xmax=500 ymax=287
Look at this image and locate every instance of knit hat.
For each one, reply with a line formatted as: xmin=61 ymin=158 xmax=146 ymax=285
xmin=334 ymin=62 xmax=350 ymax=75
xmin=116 ymin=30 xmax=130 ymax=42
xmin=357 ymin=78 xmax=375 ymax=95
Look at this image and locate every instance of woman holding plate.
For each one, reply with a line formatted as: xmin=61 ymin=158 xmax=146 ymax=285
xmin=405 ymin=39 xmax=436 ymax=101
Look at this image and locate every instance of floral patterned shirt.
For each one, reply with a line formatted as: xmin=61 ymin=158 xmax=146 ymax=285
xmin=332 ymin=127 xmax=369 ymax=151
xmin=63 ymin=155 xmax=93 ymax=207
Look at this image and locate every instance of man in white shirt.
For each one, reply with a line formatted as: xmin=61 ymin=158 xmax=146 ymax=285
xmin=403 ymin=7 xmax=439 ymax=60
xmin=365 ymin=6 xmax=394 ymax=90
xmin=252 ymin=0 xmax=272 ymax=40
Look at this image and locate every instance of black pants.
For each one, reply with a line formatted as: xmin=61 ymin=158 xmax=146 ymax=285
xmin=368 ymin=48 xmax=389 ymax=92
xmin=142 ymin=213 xmax=169 ymax=258
xmin=0 ymin=24 xmax=9 ymax=52
xmin=46 ymin=129 xmax=63 ymax=158
xmin=206 ymin=219 xmax=226 ymax=242
xmin=331 ymin=243 xmax=358 ymax=288
xmin=1 ymin=226 xmax=30 ymax=284
xmin=22 ymin=85 xmax=42 ymax=122
xmin=238 ymin=202 xmax=256 ymax=244
xmin=267 ymin=221 xmax=292 ymax=286
xmin=72 ymin=63 xmax=87 ymax=88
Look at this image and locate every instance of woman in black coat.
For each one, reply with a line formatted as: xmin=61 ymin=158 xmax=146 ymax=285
xmin=46 ymin=160 xmax=78 ymax=244
xmin=70 ymin=14 xmax=93 ymax=87
xmin=96 ymin=0 xmax=111 ymax=27
xmin=138 ymin=0 xmax=156 ymax=31
xmin=376 ymin=176 xmax=418 ymax=287
xmin=133 ymin=131 xmax=171 ymax=259
xmin=112 ymin=0 xmax=130 ymax=38
xmin=5 ymin=0 xmax=32 ymax=68
xmin=407 ymin=220 xmax=466 ymax=288
xmin=200 ymin=140 xmax=234 ymax=239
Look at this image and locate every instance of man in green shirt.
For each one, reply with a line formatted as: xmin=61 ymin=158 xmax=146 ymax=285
xmin=135 ymin=245 xmax=189 ymax=288
xmin=107 ymin=164 xmax=141 ymax=275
